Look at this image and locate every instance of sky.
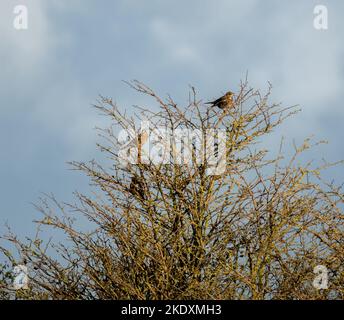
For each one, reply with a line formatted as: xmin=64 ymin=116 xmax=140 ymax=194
xmin=0 ymin=0 xmax=343 ymax=239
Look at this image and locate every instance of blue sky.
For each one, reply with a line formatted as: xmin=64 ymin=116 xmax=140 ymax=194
xmin=0 ymin=0 xmax=343 ymax=238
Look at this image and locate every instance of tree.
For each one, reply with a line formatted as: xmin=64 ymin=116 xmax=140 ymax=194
xmin=1 ymin=79 xmax=343 ymax=300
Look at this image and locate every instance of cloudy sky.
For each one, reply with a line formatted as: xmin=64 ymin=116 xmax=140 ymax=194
xmin=0 ymin=0 xmax=343 ymax=238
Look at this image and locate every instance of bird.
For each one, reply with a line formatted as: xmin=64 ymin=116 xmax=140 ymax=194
xmin=137 ymin=131 xmax=148 ymax=164
xmin=206 ymin=91 xmax=235 ymax=109
xmin=129 ymin=176 xmax=146 ymax=200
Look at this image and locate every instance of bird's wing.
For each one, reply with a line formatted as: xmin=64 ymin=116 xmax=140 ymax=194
xmin=205 ymin=97 xmax=223 ymax=105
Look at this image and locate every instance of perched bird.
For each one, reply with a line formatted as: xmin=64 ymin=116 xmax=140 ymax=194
xmin=206 ymin=91 xmax=235 ymax=109
xmin=129 ymin=176 xmax=146 ymax=200
xmin=137 ymin=131 xmax=148 ymax=164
